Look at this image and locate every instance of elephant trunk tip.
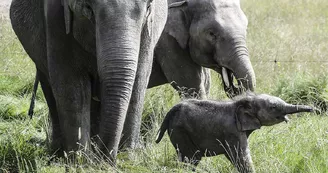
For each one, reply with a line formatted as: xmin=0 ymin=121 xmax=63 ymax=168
xmin=298 ymin=105 xmax=314 ymax=112
xmin=285 ymin=104 xmax=314 ymax=114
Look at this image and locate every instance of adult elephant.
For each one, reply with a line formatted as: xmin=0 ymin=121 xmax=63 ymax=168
xmin=148 ymin=0 xmax=256 ymax=98
xmin=10 ymin=0 xmax=167 ymax=161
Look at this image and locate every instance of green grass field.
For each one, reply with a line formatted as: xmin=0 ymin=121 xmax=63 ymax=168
xmin=1 ymin=0 xmax=328 ymax=172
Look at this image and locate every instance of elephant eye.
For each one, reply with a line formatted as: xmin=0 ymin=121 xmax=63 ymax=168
xmin=220 ymin=37 xmax=226 ymax=42
xmin=269 ymin=105 xmax=277 ymax=110
xmin=207 ymin=31 xmax=226 ymax=43
xmin=208 ymin=31 xmax=217 ymax=41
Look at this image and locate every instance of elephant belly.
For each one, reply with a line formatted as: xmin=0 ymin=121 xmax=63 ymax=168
xmin=199 ymin=139 xmax=226 ymax=157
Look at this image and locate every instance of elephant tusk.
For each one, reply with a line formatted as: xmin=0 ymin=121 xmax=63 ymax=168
xmin=222 ymin=67 xmax=230 ymax=88
xmin=284 ymin=116 xmax=290 ymax=123
xmin=78 ymin=127 xmax=81 ymax=140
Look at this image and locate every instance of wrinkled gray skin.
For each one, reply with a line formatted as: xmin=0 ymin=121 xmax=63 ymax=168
xmin=148 ymin=0 xmax=256 ymax=98
xmin=10 ymin=0 xmax=167 ymax=160
xmin=156 ymin=93 xmax=313 ymax=172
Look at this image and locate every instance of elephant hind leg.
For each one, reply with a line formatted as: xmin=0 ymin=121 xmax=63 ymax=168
xmin=171 ymin=129 xmax=203 ymax=167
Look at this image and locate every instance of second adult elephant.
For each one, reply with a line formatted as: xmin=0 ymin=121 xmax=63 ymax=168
xmin=148 ymin=0 xmax=256 ymax=98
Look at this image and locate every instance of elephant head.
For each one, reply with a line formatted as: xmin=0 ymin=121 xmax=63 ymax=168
xmin=235 ymin=93 xmax=313 ymax=131
xmin=166 ymin=0 xmax=256 ymax=97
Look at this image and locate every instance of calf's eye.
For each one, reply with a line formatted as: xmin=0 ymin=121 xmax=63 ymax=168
xmin=208 ymin=31 xmax=217 ymax=40
xmin=269 ymin=105 xmax=277 ymax=110
xmin=220 ymin=37 xmax=226 ymax=42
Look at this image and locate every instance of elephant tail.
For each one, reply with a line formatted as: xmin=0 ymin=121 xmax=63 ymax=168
xmin=28 ymin=71 xmax=39 ymax=119
xmin=155 ymin=104 xmax=180 ymax=143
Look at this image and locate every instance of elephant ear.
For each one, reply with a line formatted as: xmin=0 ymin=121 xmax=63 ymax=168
xmin=235 ymin=98 xmax=261 ymax=131
xmin=61 ymin=0 xmax=72 ymax=34
xmin=166 ymin=1 xmax=189 ymax=49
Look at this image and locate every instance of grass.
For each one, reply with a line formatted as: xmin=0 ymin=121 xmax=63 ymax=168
xmin=1 ymin=0 xmax=328 ymax=172
xmin=273 ymin=73 xmax=328 ymax=113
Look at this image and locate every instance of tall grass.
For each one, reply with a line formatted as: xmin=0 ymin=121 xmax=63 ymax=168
xmin=1 ymin=0 xmax=328 ymax=172
xmin=273 ymin=73 xmax=328 ymax=113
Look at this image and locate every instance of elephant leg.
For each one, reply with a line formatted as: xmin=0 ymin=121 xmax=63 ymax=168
xmin=202 ymin=68 xmax=211 ymax=96
xmin=38 ymin=70 xmax=62 ymax=155
xmin=223 ymin=141 xmax=255 ymax=173
xmin=49 ymin=68 xmax=92 ymax=153
xmin=90 ymin=99 xmax=100 ymax=138
xmin=45 ymin=0 xmax=91 ymax=153
xmin=171 ymin=129 xmax=203 ymax=167
xmin=90 ymin=76 xmax=101 ymax=139
xmin=120 ymin=22 xmax=156 ymax=150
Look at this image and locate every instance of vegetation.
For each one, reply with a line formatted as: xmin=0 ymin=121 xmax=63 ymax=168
xmin=1 ymin=0 xmax=328 ymax=172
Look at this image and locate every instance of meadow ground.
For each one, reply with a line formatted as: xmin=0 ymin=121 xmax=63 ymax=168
xmin=1 ymin=0 xmax=328 ymax=172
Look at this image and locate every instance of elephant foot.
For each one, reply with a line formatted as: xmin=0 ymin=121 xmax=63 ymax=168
xmin=88 ymin=136 xmax=117 ymax=166
xmin=46 ymin=122 xmax=64 ymax=158
xmin=48 ymin=135 xmax=64 ymax=158
xmin=118 ymin=136 xmax=143 ymax=152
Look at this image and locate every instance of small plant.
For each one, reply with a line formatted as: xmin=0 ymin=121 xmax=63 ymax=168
xmin=0 ymin=119 xmax=46 ymax=172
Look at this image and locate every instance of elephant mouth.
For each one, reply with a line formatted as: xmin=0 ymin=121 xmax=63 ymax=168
xmin=276 ymin=115 xmax=290 ymax=123
xmin=284 ymin=116 xmax=290 ymax=123
xmin=219 ymin=67 xmax=240 ymax=97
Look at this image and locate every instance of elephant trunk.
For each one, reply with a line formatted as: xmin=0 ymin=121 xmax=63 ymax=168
xmin=95 ymin=8 xmax=142 ymax=160
xmin=285 ymin=104 xmax=313 ymax=114
xmin=230 ymin=55 xmax=256 ymax=91
xmin=223 ymin=41 xmax=256 ymax=96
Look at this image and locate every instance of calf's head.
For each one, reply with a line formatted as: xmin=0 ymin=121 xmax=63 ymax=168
xmin=235 ymin=94 xmax=313 ymax=131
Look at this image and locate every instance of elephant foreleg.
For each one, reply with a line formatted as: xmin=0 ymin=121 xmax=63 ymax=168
xmin=45 ymin=0 xmax=91 ymax=154
xmin=90 ymin=99 xmax=100 ymax=138
xmin=38 ymin=70 xmax=62 ymax=156
xmin=120 ymin=21 xmax=156 ymax=150
xmin=203 ymin=68 xmax=211 ymax=96
xmin=224 ymin=140 xmax=255 ymax=173
xmin=48 ymin=66 xmax=92 ymax=153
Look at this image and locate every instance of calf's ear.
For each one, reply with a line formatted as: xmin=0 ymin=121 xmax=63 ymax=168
xmin=235 ymin=100 xmax=261 ymax=131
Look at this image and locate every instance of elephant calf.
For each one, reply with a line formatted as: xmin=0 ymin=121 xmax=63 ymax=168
xmin=155 ymin=93 xmax=313 ymax=172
